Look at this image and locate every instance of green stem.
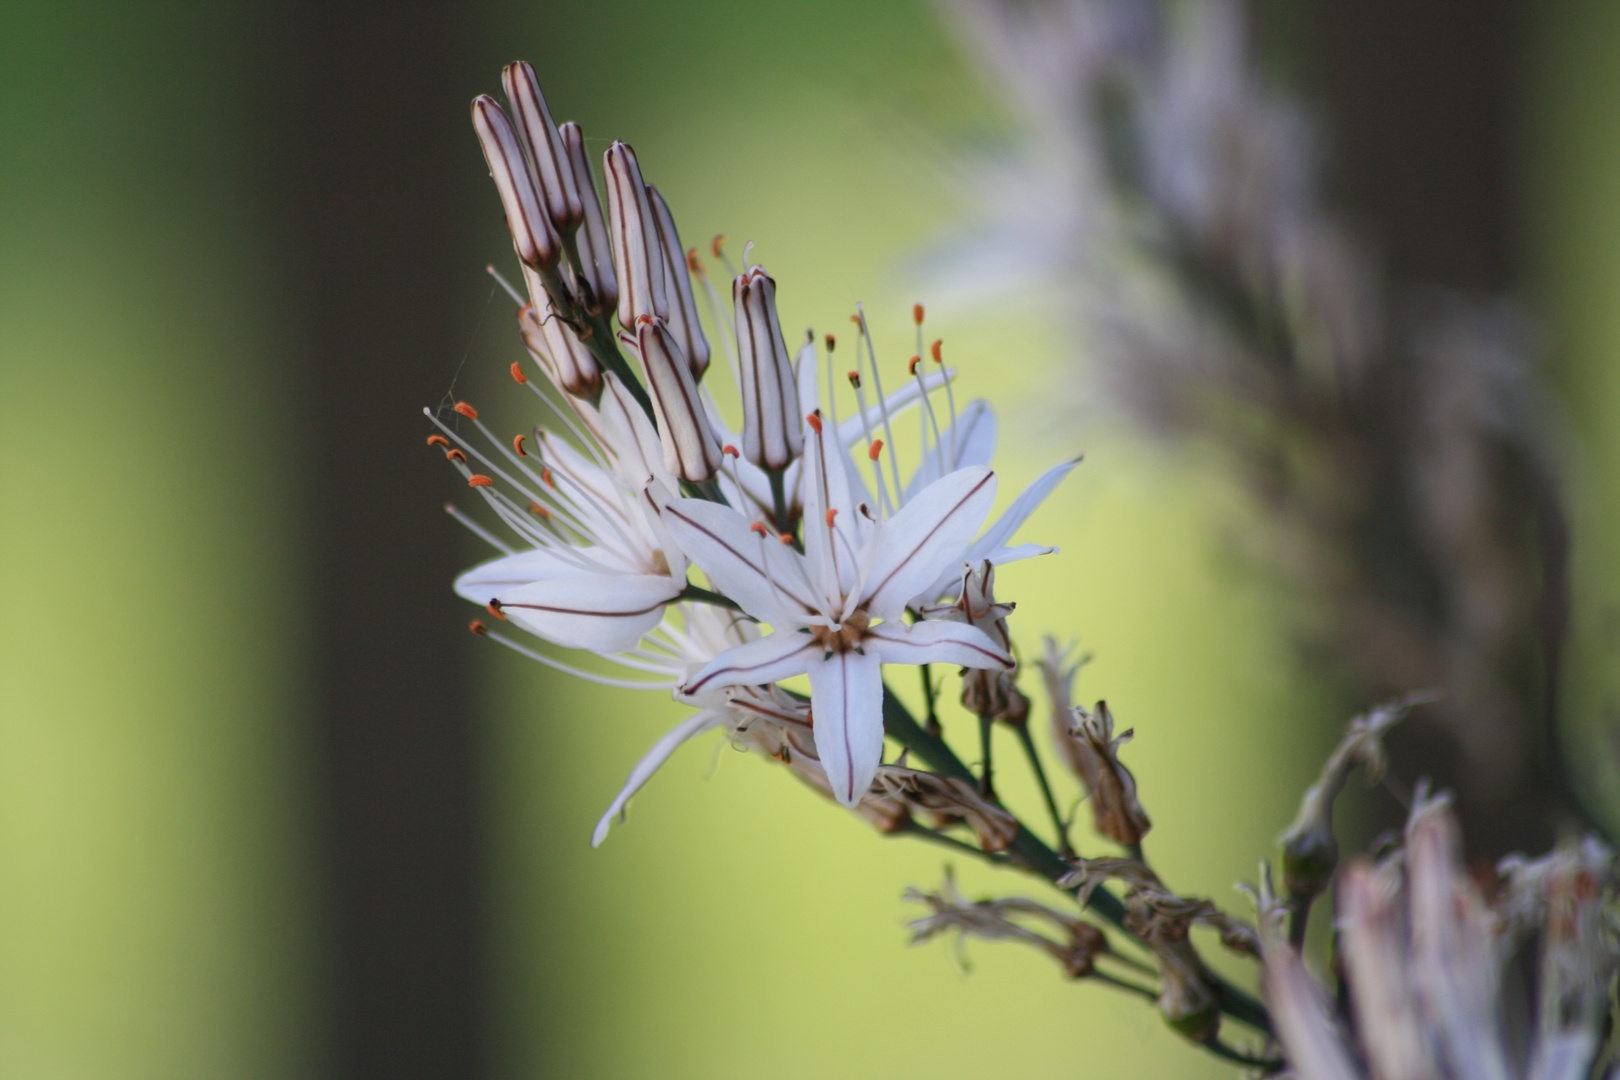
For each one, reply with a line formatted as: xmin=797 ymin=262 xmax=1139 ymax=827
xmin=977 ymin=713 xmax=996 ymax=798
xmin=919 ymin=665 xmax=942 ymax=736
xmin=1203 ymin=1038 xmax=1285 ymax=1072
xmin=880 ymin=685 xmax=1273 ymax=1038
xmin=767 ymin=467 xmax=790 ymax=533
xmin=893 ymin=819 xmax=1011 ymax=864
xmin=1288 ymin=896 xmax=1312 ymax=950
xmin=1090 ymin=968 xmax=1159 ymax=1002
xmin=1014 ymin=722 xmax=1072 ymax=856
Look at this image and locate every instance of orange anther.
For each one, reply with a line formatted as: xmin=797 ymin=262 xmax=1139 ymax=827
xmin=541 ymin=468 xmax=555 ymax=488
xmin=824 ymin=334 xmax=836 ymax=352
xmin=930 ymin=339 xmax=943 ymax=363
xmin=527 ymin=501 xmax=551 ymax=519
xmin=849 ymin=314 xmax=863 ymax=326
xmin=913 ymin=302 xmax=925 ymax=325
xmin=635 ymin=313 xmax=655 ymax=327
xmin=868 ymin=439 xmax=884 ymax=461
xmin=750 ymin=522 xmax=769 ymax=536
xmin=806 ymin=411 xmax=823 ymax=434
xmin=445 ymin=448 xmax=467 ymax=463
xmin=469 ymin=620 xmax=488 ymax=636
xmin=468 ymin=474 xmax=493 ymax=487
xmin=517 ymin=302 xmax=534 ymax=319
xmin=778 ymin=532 xmax=794 ymax=545
xmin=686 ymin=248 xmax=703 ymax=273
xmin=847 ymin=370 xmax=861 ymax=388
xmin=426 ymin=434 xmax=450 ymax=448
xmin=722 ymin=444 xmax=740 ymax=458
xmin=908 ymin=356 xmax=921 ymax=375
xmin=510 ymin=361 xmax=528 ymax=383
xmin=825 ymin=509 xmax=838 ymax=526
xmin=711 ymin=234 xmax=725 ymax=259
xmin=513 ymin=434 xmax=527 ymax=457
xmin=487 ymin=601 xmax=507 ymax=620
xmin=453 ymin=402 xmax=479 ymax=420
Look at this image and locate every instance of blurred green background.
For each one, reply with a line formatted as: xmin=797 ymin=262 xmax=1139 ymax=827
xmin=2 ymin=1 xmax=1617 ymax=1077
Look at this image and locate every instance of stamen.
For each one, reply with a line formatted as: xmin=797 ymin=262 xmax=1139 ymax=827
xmin=486 ymin=264 xmax=526 ymax=306
xmin=510 ymin=361 xmax=527 ymax=384
xmin=853 ymin=303 xmax=904 ymax=500
xmin=908 ymin=356 xmax=921 ymax=375
xmin=454 ymin=402 xmax=479 ymax=421
xmin=444 ymin=502 xmax=514 ymax=555
xmin=476 ymin=625 xmax=680 ymax=690
xmin=513 ymin=434 xmax=528 ymax=457
xmin=686 ymin=248 xmax=702 ymax=273
xmin=933 ymin=339 xmax=959 ymax=464
xmin=487 ymin=601 xmax=507 ymax=620
xmin=868 ymin=439 xmax=884 ymax=461
xmin=846 ymin=375 xmax=891 ymax=518
xmin=913 ymin=302 xmax=925 ymax=325
xmin=469 ymin=474 xmax=494 ymax=487
xmin=806 ymin=411 xmax=823 ymax=434
xmin=427 ymin=435 xmax=450 ymax=448
xmin=848 ymin=371 xmax=861 ymax=388
xmin=912 ymin=352 xmax=947 ymax=479
xmin=750 ymin=522 xmax=769 ymax=537
xmin=826 ymin=508 xmax=837 ymax=526
xmin=470 ymin=620 xmax=488 ymax=635
xmin=446 ymin=449 xmax=467 ymax=463
xmin=542 ymin=468 xmax=555 ymax=488
xmin=778 ymin=532 xmax=794 ymax=545
xmin=528 ymin=502 xmax=551 ymax=519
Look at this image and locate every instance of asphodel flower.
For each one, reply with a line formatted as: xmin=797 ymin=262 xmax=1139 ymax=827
xmin=661 ymin=411 xmax=1015 ymax=805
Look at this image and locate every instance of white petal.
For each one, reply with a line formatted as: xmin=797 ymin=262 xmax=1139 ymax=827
xmin=592 ymin=709 xmax=724 ymax=846
xmin=454 ymin=547 xmax=600 ymax=605
xmin=903 ymin=399 xmax=995 ymax=500
xmin=657 ymin=496 xmax=818 ymax=624
xmin=794 ymin=338 xmax=819 ymax=416
xmin=800 ymin=413 xmax=866 ymax=604
xmin=966 ymin=457 xmax=1078 ymax=564
xmin=863 ymin=466 xmax=996 ymax=621
xmin=496 ymin=573 xmax=683 ymax=653
xmin=866 ymin=619 xmax=1013 ymax=671
xmin=681 ymin=630 xmax=821 ymax=696
xmin=806 ymin=649 xmax=885 ymax=807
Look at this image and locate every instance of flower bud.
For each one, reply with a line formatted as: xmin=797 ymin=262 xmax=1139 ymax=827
xmin=518 ymin=281 xmax=601 ymax=398
xmin=647 ymin=185 xmax=710 ymax=379
xmin=604 ymin=142 xmax=668 ymax=331
xmin=559 ymin=121 xmax=618 ymax=314
xmin=501 ymin=61 xmax=583 ymax=233
xmin=471 ymin=95 xmax=558 ymax=271
xmin=636 ymin=317 xmax=722 ymax=482
xmin=733 ymin=266 xmax=802 ymax=470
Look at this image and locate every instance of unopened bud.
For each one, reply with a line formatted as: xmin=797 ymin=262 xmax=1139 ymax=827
xmin=647 ymin=185 xmax=710 ymax=379
xmin=501 ymin=62 xmax=583 ymax=233
xmin=636 ymin=317 xmax=722 ymax=482
xmin=518 ymin=289 xmax=601 ymax=398
xmin=733 ymin=266 xmax=803 ymax=470
xmin=559 ymin=122 xmax=618 ymax=314
xmin=471 ymin=95 xmax=558 ymax=270
xmin=604 ymin=142 xmax=668 ymax=331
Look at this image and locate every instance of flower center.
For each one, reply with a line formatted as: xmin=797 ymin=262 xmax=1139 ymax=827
xmin=808 ymin=609 xmax=871 ymax=654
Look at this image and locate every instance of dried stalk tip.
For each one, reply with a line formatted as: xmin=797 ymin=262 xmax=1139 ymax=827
xmin=1278 ymin=692 xmax=1433 ymax=901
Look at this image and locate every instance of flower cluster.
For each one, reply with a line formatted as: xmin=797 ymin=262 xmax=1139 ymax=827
xmin=434 ymin=62 xmax=1077 ymax=843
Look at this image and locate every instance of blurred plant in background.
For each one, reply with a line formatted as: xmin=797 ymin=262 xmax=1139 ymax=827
xmin=929 ymin=0 xmax=1607 ymax=857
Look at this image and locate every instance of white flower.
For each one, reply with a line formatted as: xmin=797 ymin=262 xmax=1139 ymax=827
xmin=659 ymin=410 xmax=1015 ymax=806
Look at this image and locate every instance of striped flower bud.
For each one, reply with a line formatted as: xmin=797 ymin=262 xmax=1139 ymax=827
xmin=636 ymin=317 xmax=721 ymax=482
xmin=518 ymin=268 xmax=601 ymax=398
xmin=559 ymin=122 xmax=618 ymax=314
xmin=604 ymin=142 xmax=667 ymax=331
xmin=733 ymin=266 xmax=802 ymax=470
xmin=471 ymin=95 xmax=558 ymax=270
xmin=647 ymin=185 xmax=709 ymax=379
xmin=501 ymin=61 xmax=583 ymax=233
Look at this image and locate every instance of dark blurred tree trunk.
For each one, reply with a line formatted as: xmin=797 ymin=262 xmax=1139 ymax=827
xmin=1290 ymin=0 xmax=1583 ymax=857
xmin=265 ymin=4 xmax=491 ymax=1077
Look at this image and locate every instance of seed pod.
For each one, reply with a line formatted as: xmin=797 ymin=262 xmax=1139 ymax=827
xmin=636 ymin=317 xmax=722 ymax=482
xmin=604 ymin=142 xmax=668 ymax=331
xmin=559 ymin=121 xmax=618 ymax=314
xmin=647 ymin=184 xmax=710 ymax=378
xmin=471 ymin=95 xmax=558 ymax=270
xmin=501 ymin=61 xmax=583 ymax=233
xmin=733 ymin=266 xmax=802 ymax=470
